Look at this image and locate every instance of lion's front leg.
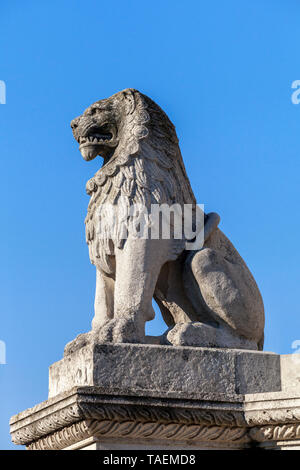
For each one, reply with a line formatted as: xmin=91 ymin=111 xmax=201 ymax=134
xmin=64 ymin=268 xmax=115 ymax=355
xmin=97 ymin=238 xmax=169 ymax=344
xmin=92 ymin=268 xmax=115 ymax=330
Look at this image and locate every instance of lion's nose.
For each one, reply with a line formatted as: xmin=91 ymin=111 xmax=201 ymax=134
xmin=71 ymin=118 xmax=79 ymax=130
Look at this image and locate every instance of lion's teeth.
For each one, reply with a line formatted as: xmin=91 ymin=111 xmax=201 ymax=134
xmin=79 ymin=134 xmax=111 ymax=145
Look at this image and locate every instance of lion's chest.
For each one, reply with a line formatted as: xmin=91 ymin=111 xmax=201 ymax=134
xmin=84 ymin=181 xmax=125 ymax=274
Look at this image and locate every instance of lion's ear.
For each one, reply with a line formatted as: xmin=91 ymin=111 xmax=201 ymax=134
xmin=122 ymin=89 xmax=136 ymax=115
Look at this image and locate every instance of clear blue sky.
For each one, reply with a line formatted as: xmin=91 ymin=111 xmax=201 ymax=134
xmin=1 ymin=0 xmax=300 ymax=450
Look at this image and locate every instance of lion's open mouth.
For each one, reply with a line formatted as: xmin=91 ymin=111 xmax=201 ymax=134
xmin=79 ymin=131 xmax=113 ymax=147
xmin=78 ymin=124 xmax=118 ymax=161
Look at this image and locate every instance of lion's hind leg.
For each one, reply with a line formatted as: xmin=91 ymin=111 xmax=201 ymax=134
xmin=177 ymin=247 xmax=264 ymax=350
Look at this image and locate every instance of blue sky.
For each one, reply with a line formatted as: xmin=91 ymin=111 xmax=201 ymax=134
xmin=1 ymin=0 xmax=300 ymax=449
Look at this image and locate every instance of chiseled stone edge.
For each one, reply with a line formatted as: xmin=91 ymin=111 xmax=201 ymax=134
xmin=244 ymin=392 xmax=300 ymax=443
xmin=10 ymin=390 xmax=83 ymax=445
xmin=244 ymin=392 xmax=300 ymax=427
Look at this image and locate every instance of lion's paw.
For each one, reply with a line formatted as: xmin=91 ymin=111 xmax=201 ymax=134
xmin=96 ymin=318 xmax=143 ymax=344
xmin=64 ymin=331 xmax=95 ymax=356
xmin=167 ymin=322 xmax=258 ymax=350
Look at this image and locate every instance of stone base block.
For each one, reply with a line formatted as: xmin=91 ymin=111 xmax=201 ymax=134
xmin=48 ymin=343 xmax=281 ymax=399
xmin=9 ymin=344 xmax=300 ymax=450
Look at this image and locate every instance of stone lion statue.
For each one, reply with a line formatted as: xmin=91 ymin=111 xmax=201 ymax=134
xmin=67 ymin=88 xmax=264 ymax=354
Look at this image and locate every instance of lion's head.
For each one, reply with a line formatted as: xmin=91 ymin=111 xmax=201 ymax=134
xmin=71 ymin=89 xmax=134 ymax=163
xmin=71 ymin=88 xmax=195 ymax=201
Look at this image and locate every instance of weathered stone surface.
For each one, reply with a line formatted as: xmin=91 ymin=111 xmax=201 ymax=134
xmin=49 ymin=344 xmax=281 ymax=399
xmin=67 ymin=88 xmax=265 ymax=349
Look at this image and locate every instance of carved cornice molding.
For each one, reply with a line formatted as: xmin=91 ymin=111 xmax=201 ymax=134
xmin=79 ymin=402 xmax=244 ymax=427
xmin=28 ymin=420 xmax=91 ymax=450
xmin=11 ymin=399 xmax=245 ymax=447
xmin=249 ymin=423 xmax=300 ymax=443
xmin=28 ymin=419 xmax=250 ymax=450
xmin=11 ymin=387 xmax=300 ymax=449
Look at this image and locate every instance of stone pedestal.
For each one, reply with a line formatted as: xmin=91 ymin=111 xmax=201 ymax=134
xmin=9 ymin=344 xmax=300 ymax=450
